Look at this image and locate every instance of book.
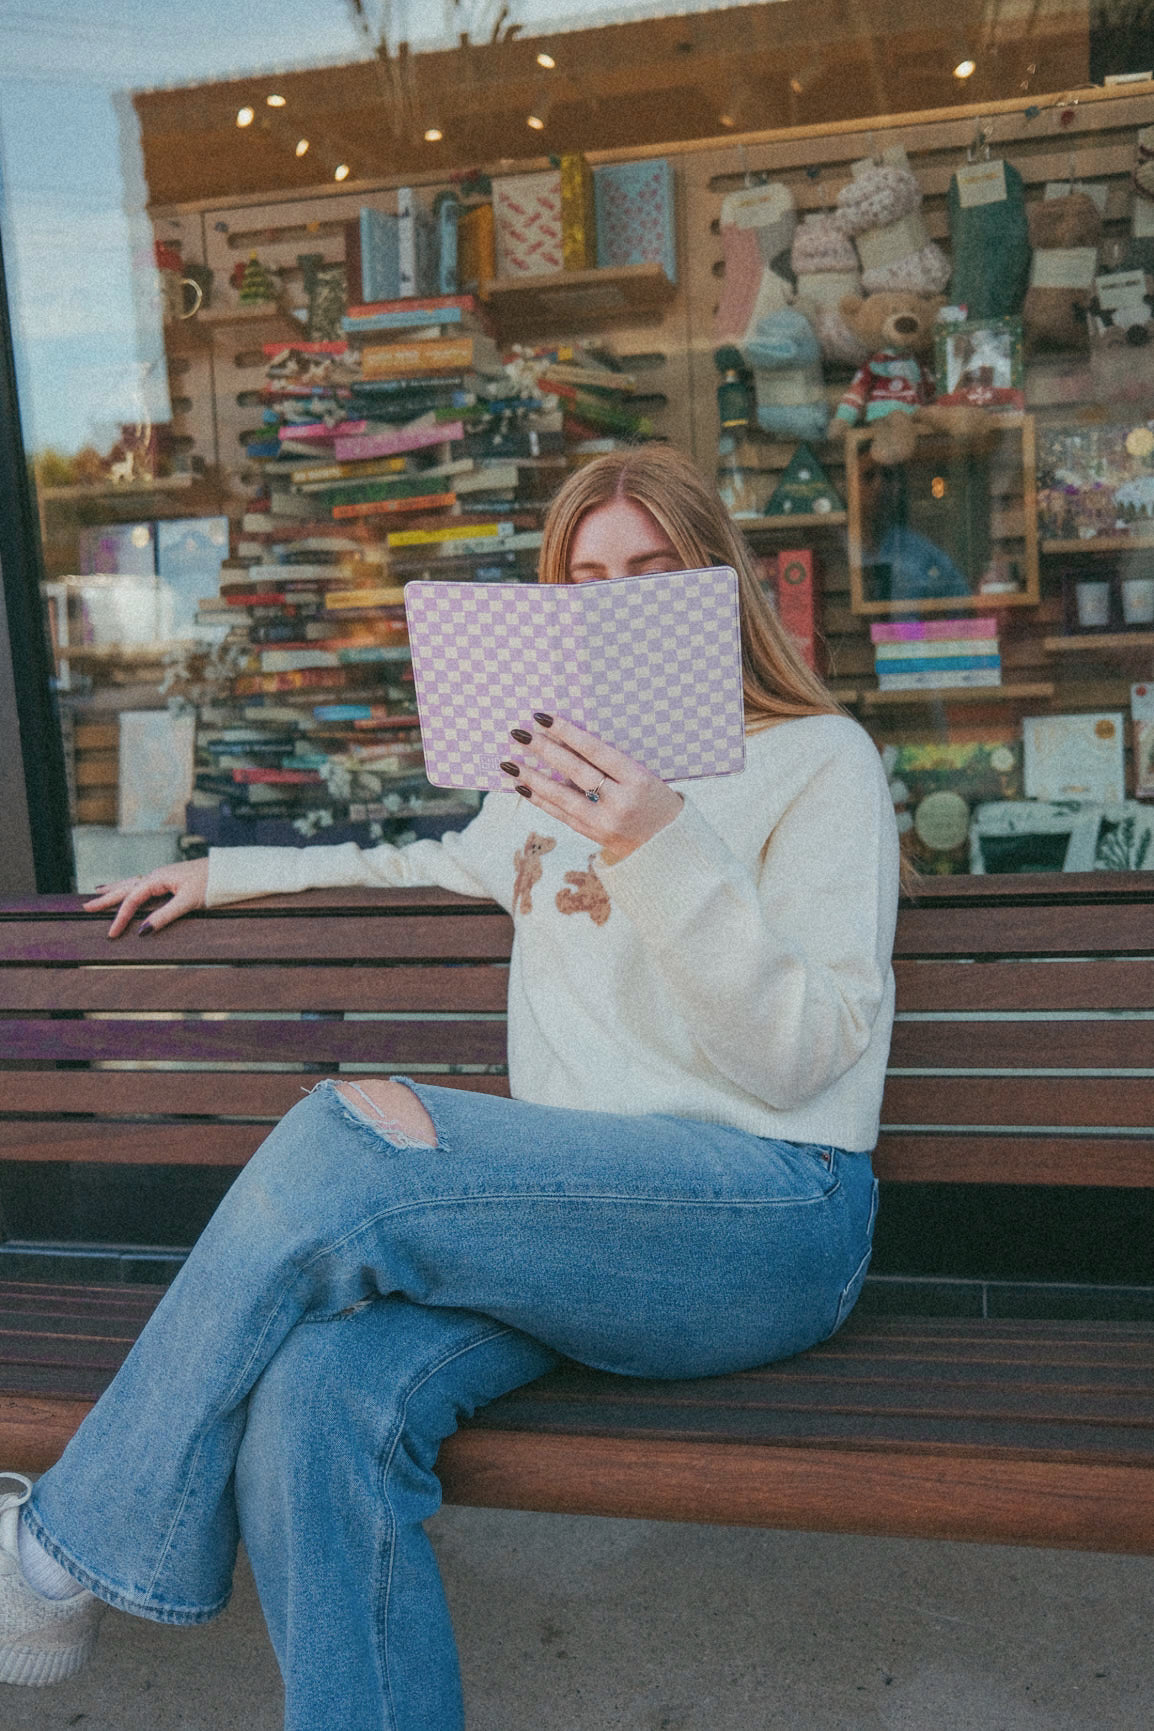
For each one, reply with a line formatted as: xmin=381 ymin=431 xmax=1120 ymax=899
xmin=387 ymin=521 xmax=509 ymax=548
xmin=560 ymin=153 xmax=597 ymax=270
xmin=325 ymin=586 xmax=408 ymax=609
xmin=346 ymin=294 xmax=480 ymax=322
xmin=870 ymin=617 xmax=1000 ymax=642
xmin=874 ymin=641 xmax=1001 ymax=663
xmin=593 ymin=158 xmax=677 ymax=283
xmin=332 ymin=421 xmax=465 ymax=462
xmin=492 ymin=171 xmax=564 ymax=276
xmin=875 ymin=654 xmax=1002 ymax=675
xmin=458 ymin=202 xmax=496 ymax=294
xmin=769 ymin=550 xmax=817 ymax=671
xmin=156 ymin=517 xmax=230 ymax=636
xmin=360 ymin=336 xmax=502 ymax=378
xmin=404 ymin=566 xmax=744 ymax=792
xmin=360 ymin=207 xmax=400 ymax=303
xmin=876 ymin=668 xmax=1003 ymax=690
xmin=332 ymin=493 xmax=456 ymax=521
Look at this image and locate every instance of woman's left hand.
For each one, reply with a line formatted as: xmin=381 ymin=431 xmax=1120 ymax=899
xmin=501 ymin=712 xmax=683 ymax=865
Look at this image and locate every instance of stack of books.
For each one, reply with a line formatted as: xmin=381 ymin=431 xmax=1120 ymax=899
xmin=870 ymin=617 xmax=1002 ymax=691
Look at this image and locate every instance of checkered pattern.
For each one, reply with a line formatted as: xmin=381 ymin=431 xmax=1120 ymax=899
xmin=405 ymin=568 xmax=746 ymax=792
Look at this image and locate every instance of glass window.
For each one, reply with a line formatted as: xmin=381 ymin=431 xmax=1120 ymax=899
xmin=2 ymin=1 xmax=1152 ymax=889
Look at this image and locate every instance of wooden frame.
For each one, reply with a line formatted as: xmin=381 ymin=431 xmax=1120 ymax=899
xmin=846 ymin=412 xmax=1040 ymax=617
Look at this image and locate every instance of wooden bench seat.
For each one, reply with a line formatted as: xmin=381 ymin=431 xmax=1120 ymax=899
xmin=1 ymin=874 xmax=1152 ymax=1555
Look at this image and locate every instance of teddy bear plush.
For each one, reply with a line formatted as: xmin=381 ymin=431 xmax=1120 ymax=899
xmin=828 ymin=291 xmax=988 ymax=466
xmin=1022 ymin=190 xmax=1102 ymax=355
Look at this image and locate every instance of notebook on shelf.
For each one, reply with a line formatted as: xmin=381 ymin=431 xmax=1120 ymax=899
xmin=404 ymin=565 xmax=746 ymax=792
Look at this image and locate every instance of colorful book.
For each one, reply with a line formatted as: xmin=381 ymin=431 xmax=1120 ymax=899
xmin=333 ymin=421 xmax=465 ymax=462
xmin=874 ymin=640 xmax=1001 ymax=662
xmin=343 ymin=305 xmax=465 ymax=333
xmin=876 ymin=668 xmax=1003 ymax=690
xmin=593 ymin=158 xmax=677 ymax=283
xmin=492 ymin=171 xmax=564 ymax=276
xmin=360 ymin=207 xmax=400 ymax=303
xmin=458 ymin=203 xmax=495 ymax=294
xmin=560 ymin=153 xmax=597 ymax=270
xmin=325 ymin=586 xmax=408 ymax=609
xmin=404 ymin=566 xmax=744 ymax=792
xmin=437 ymin=191 xmax=460 ymax=295
xmin=360 ymin=336 xmax=501 ymax=378
xmin=332 ymin=493 xmax=456 ymax=521
xmin=870 ymin=617 xmax=1000 ymax=643
xmin=387 ymin=521 xmax=508 ymax=549
xmin=232 ymin=767 xmax=324 ymax=785
xmin=771 ymin=550 xmax=817 ymax=671
xmin=346 ymin=293 xmax=480 ymax=322
xmin=876 ymin=655 xmax=1001 ymax=675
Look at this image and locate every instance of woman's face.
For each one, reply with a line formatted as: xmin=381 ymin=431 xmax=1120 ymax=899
xmin=565 ymin=497 xmax=683 ymax=584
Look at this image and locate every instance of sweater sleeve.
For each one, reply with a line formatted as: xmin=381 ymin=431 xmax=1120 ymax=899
xmin=595 ymin=727 xmax=900 ymax=1111
xmin=204 ymin=792 xmax=513 ymax=913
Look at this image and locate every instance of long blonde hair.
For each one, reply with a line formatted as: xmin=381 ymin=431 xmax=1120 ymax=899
xmin=537 ymin=446 xmax=845 ymax=733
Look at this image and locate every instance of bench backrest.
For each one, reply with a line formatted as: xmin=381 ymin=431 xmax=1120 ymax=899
xmin=1 ymin=873 xmax=1151 ymax=1189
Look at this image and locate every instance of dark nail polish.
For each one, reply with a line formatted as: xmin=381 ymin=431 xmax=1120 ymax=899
xmin=139 ymin=921 xmax=154 ymax=935
xmin=510 ymin=727 xmax=532 ymax=744
xmin=532 ymin=712 xmax=554 ymax=727
xmin=515 ymin=784 xmax=533 ymax=798
xmin=499 ymin=760 xmax=521 ymax=776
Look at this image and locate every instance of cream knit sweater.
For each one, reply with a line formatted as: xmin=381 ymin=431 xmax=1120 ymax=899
xmin=206 ymin=713 xmax=900 ymax=1151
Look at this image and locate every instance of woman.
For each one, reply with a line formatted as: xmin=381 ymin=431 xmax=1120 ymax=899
xmin=0 ymin=446 xmax=899 ymax=1726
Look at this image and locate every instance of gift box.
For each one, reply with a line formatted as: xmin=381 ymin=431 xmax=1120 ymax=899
xmin=594 ymin=159 xmax=677 ymax=283
xmin=492 ymin=172 xmax=564 ymax=276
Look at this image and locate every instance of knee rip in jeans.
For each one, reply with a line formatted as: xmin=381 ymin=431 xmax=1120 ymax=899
xmin=329 ymin=1079 xmax=438 ymax=1150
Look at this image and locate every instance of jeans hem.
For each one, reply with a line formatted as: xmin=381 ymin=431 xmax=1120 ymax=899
xmin=20 ymin=1506 xmax=230 ymax=1627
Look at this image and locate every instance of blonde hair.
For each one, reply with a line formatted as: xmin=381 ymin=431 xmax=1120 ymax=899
xmin=537 ymin=446 xmax=845 ymax=732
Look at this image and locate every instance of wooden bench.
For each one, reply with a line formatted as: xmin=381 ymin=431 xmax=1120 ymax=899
xmin=1 ymin=875 xmax=1152 ymax=1555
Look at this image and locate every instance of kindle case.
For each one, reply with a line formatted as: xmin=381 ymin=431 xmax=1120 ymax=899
xmin=404 ymin=566 xmax=745 ymax=792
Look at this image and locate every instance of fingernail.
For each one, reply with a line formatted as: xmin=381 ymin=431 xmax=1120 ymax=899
xmin=499 ymin=760 xmax=521 ymax=776
xmin=515 ymin=784 xmax=533 ymax=798
xmin=510 ymin=728 xmax=532 ymax=744
xmin=139 ymin=921 xmax=154 ymax=935
xmin=532 ymin=712 xmax=554 ymax=727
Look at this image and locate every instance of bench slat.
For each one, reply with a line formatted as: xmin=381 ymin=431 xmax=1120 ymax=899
xmin=0 ymin=1071 xmax=508 ymax=1116
xmin=895 ymin=903 xmax=1154 ymax=957
xmin=0 ymin=914 xmax=514 ymax=966
xmin=881 ymin=1074 xmax=1154 ymax=1127
xmin=888 ymin=1019 xmax=1154 ymax=1068
xmin=0 ymin=965 xmax=510 ymax=1014
xmin=893 ymin=959 xmax=1154 ymax=1012
xmin=0 ymin=1018 xmax=508 ymax=1065
xmin=874 ymin=1133 xmax=1154 ymax=1187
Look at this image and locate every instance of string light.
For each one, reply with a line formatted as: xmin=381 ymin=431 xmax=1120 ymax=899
xmin=236 ymin=106 xmax=255 ymax=127
xmin=718 ymin=113 xmax=736 ymax=128
xmin=424 ymin=127 xmax=443 ymax=142
xmin=536 ymin=52 xmax=556 ymax=69
xmin=266 ymin=93 xmax=286 ymax=107
xmin=954 ymin=58 xmax=977 ymax=79
xmin=334 ymin=163 xmax=350 ymax=180
xmin=527 ymin=113 xmax=545 ymax=130
xmin=295 ymin=138 xmax=310 ymax=156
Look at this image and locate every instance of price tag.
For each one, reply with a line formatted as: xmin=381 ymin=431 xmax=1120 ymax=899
xmin=956 ymin=160 xmax=1007 ymax=207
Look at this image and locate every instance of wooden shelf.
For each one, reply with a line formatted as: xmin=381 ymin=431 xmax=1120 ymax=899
xmin=859 ymin=682 xmax=1055 ymax=710
xmin=1043 ymin=631 xmax=1154 ymax=652
xmin=482 ymin=264 xmax=676 ymax=338
xmin=1041 ymin=535 xmax=1154 ymax=556
xmin=740 ymin=512 xmax=847 ymax=531
xmin=38 ymin=476 xmax=195 ymax=502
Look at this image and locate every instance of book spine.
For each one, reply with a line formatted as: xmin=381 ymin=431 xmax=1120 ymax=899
xmin=342 ymin=307 xmax=463 ymax=332
xmin=325 ymin=587 xmax=408 ymax=609
xmin=397 ymin=188 xmax=417 ymax=296
xmin=876 ymin=667 xmax=1003 ymax=689
xmin=870 ymin=616 xmax=999 ymax=642
xmin=332 ymin=492 xmax=456 ymax=520
xmin=438 ymin=194 xmax=460 ymax=295
xmin=876 ymin=655 xmax=1001 ymax=675
xmin=874 ymin=640 xmax=1002 ymax=662
xmin=361 ymin=339 xmax=477 ymax=377
xmin=773 ymin=550 xmax=816 ymax=671
xmin=387 ymin=521 xmax=504 ymax=548
xmin=334 ymin=421 xmax=465 ymax=461
xmin=233 ymin=767 xmax=324 ymax=784
xmin=346 ymin=294 xmax=477 ymax=320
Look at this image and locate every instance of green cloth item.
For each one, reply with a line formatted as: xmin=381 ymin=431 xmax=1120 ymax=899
xmin=948 ymin=159 xmax=1031 ymax=321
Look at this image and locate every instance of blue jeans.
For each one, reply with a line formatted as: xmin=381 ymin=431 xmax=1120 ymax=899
xmin=23 ymin=1077 xmax=878 ymax=1731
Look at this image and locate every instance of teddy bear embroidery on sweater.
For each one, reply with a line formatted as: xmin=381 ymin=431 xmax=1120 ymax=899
xmin=512 ymin=832 xmax=556 ymax=915
xmin=555 ymin=854 xmax=612 ymax=926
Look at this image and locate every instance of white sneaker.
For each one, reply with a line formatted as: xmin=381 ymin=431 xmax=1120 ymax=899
xmin=0 ymin=1473 xmax=105 ymax=1686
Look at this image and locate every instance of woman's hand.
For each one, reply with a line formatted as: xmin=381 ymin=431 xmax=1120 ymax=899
xmin=500 ymin=712 xmax=684 ymax=865
xmin=82 ymin=858 xmax=210 ymax=939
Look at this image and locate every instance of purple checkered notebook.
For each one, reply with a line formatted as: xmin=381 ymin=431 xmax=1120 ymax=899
xmin=404 ymin=567 xmax=746 ymax=792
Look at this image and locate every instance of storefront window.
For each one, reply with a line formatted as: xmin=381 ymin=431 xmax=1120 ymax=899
xmin=2 ymin=2 xmax=1152 ymax=889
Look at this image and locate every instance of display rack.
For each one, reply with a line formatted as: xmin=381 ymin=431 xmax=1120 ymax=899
xmin=482 ymin=263 xmax=677 ymax=340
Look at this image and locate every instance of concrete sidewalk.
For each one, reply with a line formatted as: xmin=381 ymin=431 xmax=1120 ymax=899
xmin=3 ymin=1506 xmax=1151 ymax=1729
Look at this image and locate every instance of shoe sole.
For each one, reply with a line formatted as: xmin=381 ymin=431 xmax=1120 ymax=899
xmin=0 ymin=1623 xmax=99 ymax=1685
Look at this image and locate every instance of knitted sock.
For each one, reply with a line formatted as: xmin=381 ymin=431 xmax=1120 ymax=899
xmin=713 ymin=184 xmax=796 ymax=345
xmin=947 ymin=159 xmax=1031 ymax=320
xmin=17 ymin=1521 xmax=85 ymax=1599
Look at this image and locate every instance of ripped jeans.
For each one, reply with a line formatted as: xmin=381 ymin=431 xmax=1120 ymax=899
xmin=23 ymin=1078 xmax=878 ymax=1731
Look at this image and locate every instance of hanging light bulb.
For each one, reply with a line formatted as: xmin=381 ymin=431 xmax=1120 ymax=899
xmin=334 ymin=163 xmax=350 ymax=181
xmin=536 ymin=52 xmax=556 ymax=69
xmin=236 ymin=106 xmax=255 ymax=127
xmin=954 ymin=57 xmax=977 ymax=78
xmin=424 ymin=127 xmax=444 ymax=142
xmin=266 ymin=94 xmax=286 ymax=107
xmin=527 ymin=113 xmax=545 ymax=130
xmin=295 ymin=138 xmax=310 ymax=157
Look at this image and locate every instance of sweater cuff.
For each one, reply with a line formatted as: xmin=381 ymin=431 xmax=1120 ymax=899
xmin=596 ymin=794 xmax=741 ymax=941
xmin=205 ymin=846 xmax=318 ymax=908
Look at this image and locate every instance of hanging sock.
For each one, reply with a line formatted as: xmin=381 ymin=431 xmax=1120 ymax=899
xmin=713 ymin=183 xmax=797 ymax=347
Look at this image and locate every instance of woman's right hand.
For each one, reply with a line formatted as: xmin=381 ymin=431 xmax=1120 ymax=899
xmin=82 ymin=858 xmax=211 ymax=939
